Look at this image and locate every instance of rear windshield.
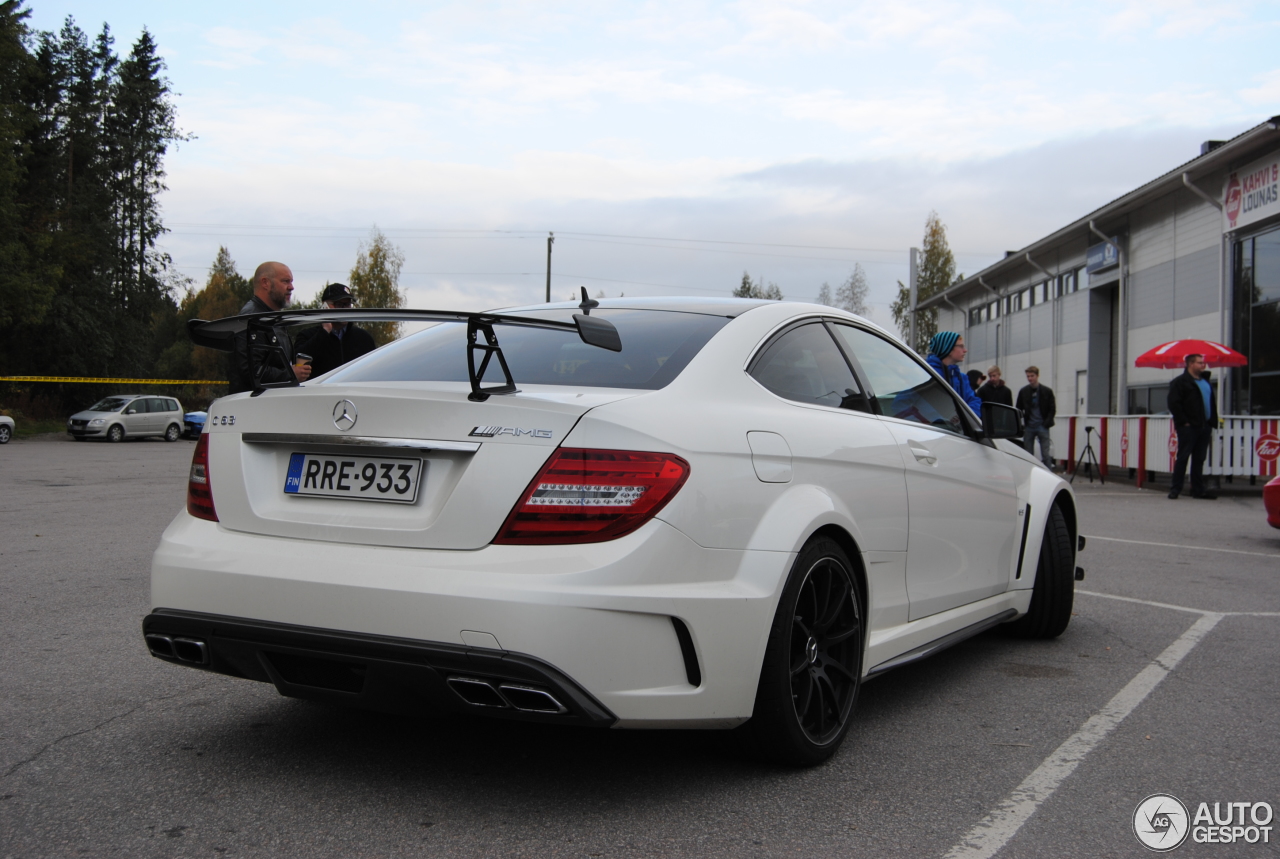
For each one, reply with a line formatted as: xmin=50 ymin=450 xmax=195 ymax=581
xmin=88 ymin=397 xmax=130 ymax=412
xmin=325 ymin=308 xmax=730 ymax=390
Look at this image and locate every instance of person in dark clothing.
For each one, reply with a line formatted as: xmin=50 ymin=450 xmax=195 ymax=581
xmin=976 ymin=365 xmax=1013 ymax=407
xmin=294 ymin=283 xmax=377 ymax=378
xmin=1166 ymin=353 xmax=1219 ymax=499
xmin=967 ymin=368 xmax=985 ymax=393
xmin=228 ymin=261 xmax=311 ymax=394
xmin=1016 ymin=366 xmax=1056 ymax=469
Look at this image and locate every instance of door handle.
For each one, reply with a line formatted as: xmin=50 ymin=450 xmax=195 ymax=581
xmin=908 ymin=442 xmax=937 ymax=465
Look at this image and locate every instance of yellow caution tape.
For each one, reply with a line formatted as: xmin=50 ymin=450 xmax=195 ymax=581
xmin=0 ymin=376 xmax=228 ymax=385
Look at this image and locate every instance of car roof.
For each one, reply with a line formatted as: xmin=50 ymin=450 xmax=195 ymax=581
xmin=499 ymin=296 xmax=776 ymax=317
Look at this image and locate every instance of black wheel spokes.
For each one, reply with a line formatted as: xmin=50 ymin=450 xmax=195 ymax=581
xmin=789 ymin=556 xmax=862 ymax=745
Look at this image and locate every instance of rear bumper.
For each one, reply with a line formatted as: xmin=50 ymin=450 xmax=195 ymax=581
xmin=143 ymin=609 xmax=617 ymax=726
xmin=150 ymin=513 xmax=793 ymax=726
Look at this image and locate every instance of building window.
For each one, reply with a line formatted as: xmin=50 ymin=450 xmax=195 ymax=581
xmin=1235 ymin=226 xmax=1280 ymax=415
xmin=969 ymin=306 xmax=983 ymax=326
xmin=1127 ymin=384 xmax=1170 ymax=415
xmin=1058 ymin=270 xmax=1078 ymax=296
xmin=988 ymin=300 xmax=1000 ymax=320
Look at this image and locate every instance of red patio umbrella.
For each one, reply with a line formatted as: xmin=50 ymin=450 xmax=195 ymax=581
xmin=1133 ymin=339 xmax=1247 ymax=369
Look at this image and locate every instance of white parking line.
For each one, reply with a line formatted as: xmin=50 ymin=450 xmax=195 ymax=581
xmin=1084 ymin=534 xmax=1280 ymax=559
xmin=1079 ymin=589 xmax=1280 ymax=617
xmin=942 ymin=611 xmax=1223 ymax=859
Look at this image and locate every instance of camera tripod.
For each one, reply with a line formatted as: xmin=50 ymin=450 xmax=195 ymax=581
xmin=1070 ymin=425 xmax=1104 ymax=485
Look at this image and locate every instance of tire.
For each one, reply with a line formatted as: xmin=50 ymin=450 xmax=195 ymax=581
xmin=1005 ymin=503 xmax=1074 ymax=639
xmin=739 ymin=536 xmax=864 ymax=766
xmin=0 ymin=425 xmax=10 ymax=443
xmin=164 ymin=423 xmax=181 ymax=442
xmin=106 ymin=424 xmax=125 ymax=443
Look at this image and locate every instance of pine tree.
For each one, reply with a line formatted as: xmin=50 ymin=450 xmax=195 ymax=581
xmin=891 ymin=211 xmax=956 ymax=354
xmin=107 ymin=28 xmax=185 ymax=323
xmin=734 ymin=271 xmax=784 ymax=300
xmin=349 ymin=226 xmax=406 ymax=346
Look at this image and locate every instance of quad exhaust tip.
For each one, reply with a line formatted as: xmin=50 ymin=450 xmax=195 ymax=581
xmin=446 ymin=676 xmax=568 ymax=714
xmin=145 ymin=634 xmax=209 ymax=665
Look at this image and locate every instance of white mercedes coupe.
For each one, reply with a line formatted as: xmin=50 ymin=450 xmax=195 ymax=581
xmin=145 ymin=295 xmax=1080 ymax=766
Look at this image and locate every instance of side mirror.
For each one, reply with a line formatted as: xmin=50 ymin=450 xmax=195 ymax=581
xmin=982 ymin=401 xmax=1023 ymax=440
xmin=126 ymin=409 xmax=137 ymax=415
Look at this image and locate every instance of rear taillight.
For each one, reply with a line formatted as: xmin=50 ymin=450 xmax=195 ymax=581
xmin=494 ymin=448 xmax=690 ymax=544
xmin=186 ymin=433 xmax=218 ymax=522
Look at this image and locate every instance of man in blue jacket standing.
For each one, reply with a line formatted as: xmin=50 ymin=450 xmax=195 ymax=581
xmin=926 ymin=331 xmax=982 ymax=414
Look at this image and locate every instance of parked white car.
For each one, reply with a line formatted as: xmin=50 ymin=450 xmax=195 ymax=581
xmin=0 ymin=413 xmax=13 ymax=444
xmin=146 ymin=297 xmax=1079 ymax=765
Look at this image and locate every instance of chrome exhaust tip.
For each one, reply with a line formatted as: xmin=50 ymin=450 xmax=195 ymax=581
xmin=145 ymin=634 xmax=175 ymax=659
xmin=146 ymin=634 xmax=208 ymax=665
xmin=173 ymin=637 xmax=209 ymax=665
xmin=446 ymin=677 xmax=509 ymax=708
xmin=497 ymin=684 xmax=568 ymax=714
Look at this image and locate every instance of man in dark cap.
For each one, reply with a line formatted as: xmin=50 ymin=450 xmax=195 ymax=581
xmin=294 ymin=283 xmax=377 ymax=378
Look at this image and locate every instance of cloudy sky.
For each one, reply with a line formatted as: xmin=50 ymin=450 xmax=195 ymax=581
xmin=25 ymin=1 xmax=1280 ymax=328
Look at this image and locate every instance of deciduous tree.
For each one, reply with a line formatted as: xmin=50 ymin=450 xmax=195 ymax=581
xmin=835 ymin=263 xmax=869 ymax=316
xmin=349 ymin=226 xmax=406 ymax=346
xmin=891 ymin=211 xmax=956 ymax=354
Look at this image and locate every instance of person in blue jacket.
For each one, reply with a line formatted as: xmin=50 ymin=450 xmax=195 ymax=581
xmin=925 ymin=331 xmax=982 ymax=414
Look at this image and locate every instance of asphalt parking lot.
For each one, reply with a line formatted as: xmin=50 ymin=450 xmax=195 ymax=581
xmin=1 ymin=434 xmax=1277 ymax=858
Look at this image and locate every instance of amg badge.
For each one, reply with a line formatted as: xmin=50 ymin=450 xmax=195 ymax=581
xmin=470 ymin=426 xmax=554 ymax=439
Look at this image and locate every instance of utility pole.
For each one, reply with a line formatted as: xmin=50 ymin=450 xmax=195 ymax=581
xmin=908 ymin=247 xmax=919 ymax=353
xmin=545 ymin=232 xmax=554 ymax=303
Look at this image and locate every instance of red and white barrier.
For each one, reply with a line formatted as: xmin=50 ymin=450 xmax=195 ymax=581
xmin=1054 ymin=415 xmax=1279 ymax=481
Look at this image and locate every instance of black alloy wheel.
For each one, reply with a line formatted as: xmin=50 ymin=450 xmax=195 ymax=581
xmin=164 ymin=423 xmax=181 ymax=442
xmin=106 ymin=424 xmax=124 ymax=443
xmin=741 ymin=536 xmax=864 ymax=766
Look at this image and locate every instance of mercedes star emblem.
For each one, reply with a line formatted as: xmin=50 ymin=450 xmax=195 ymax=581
xmin=332 ymin=399 xmax=358 ymax=431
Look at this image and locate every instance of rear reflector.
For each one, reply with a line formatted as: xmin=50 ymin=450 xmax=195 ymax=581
xmin=186 ymin=433 xmax=218 ymax=522
xmin=494 ymin=448 xmax=689 ymax=544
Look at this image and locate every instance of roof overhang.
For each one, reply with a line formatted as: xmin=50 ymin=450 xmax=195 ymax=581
xmin=918 ymin=116 xmax=1280 ymax=310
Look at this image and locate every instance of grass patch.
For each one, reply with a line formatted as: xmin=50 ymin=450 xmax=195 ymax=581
xmin=13 ymin=418 xmax=69 ymax=438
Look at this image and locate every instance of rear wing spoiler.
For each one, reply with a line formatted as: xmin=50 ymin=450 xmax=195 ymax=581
xmin=187 ymin=295 xmax=622 ymax=401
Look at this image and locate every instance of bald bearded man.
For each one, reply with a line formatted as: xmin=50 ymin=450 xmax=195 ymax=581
xmin=229 ymin=261 xmax=312 ymax=394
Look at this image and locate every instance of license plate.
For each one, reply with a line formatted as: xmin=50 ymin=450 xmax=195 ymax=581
xmin=284 ymin=453 xmax=423 ymax=504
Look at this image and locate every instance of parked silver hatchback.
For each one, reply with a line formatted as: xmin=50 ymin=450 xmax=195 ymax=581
xmin=68 ymin=395 xmax=185 ymax=442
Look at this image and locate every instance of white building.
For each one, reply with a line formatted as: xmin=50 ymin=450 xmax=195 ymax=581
xmin=919 ymin=116 xmax=1280 ymax=418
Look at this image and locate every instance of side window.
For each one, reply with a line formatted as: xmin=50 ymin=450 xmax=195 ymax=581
xmin=146 ymin=398 xmax=165 ymax=413
xmin=127 ymin=399 xmax=144 ymax=413
xmin=750 ymin=323 xmax=868 ymax=412
xmin=832 ymin=324 xmax=965 ymax=434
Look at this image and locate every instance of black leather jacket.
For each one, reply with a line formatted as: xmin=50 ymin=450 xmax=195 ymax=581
xmin=1167 ymin=371 xmax=1218 ymax=428
xmin=228 ymin=296 xmax=297 ymax=394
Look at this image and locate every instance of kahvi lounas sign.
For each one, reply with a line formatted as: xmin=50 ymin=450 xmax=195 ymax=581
xmin=1224 ymin=153 xmax=1280 ymax=231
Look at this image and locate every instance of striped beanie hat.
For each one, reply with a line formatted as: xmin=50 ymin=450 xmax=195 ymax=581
xmin=928 ymin=331 xmax=960 ymax=358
